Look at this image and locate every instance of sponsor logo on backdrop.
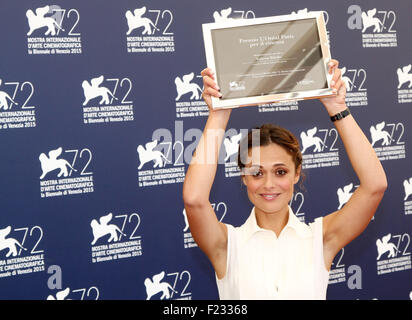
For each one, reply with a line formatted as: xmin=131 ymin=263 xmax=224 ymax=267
xmin=90 ymin=212 xmax=143 ymax=263
xmin=39 ymin=147 xmax=94 ymax=198
xmin=183 ymin=202 xmax=227 ymax=249
xmin=47 ymin=286 xmax=100 ymax=300
xmin=258 ymin=100 xmax=299 ymax=113
xmin=137 ymin=122 xmax=206 ymax=188
xmin=212 ymin=7 xmax=256 ymax=22
xmin=300 ymin=126 xmax=340 ymax=169
xmin=175 ymin=72 xmax=209 ymax=118
xmin=328 ymin=248 xmax=363 ymax=289
xmin=223 ymin=131 xmax=244 ymax=178
xmin=138 ymin=140 xmax=171 ymax=169
xmin=26 ymin=5 xmax=82 ymax=55
xmin=341 ymin=66 xmax=369 ymax=107
xmin=329 ymin=248 xmax=347 ymax=284
xmin=144 ymin=270 xmax=192 ymax=300
xmin=126 ymin=6 xmax=175 ymax=53
xmin=0 ymin=225 xmax=46 ymax=279
xmin=137 ymin=138 xmax=185 ymax=187
xmin=347 ymin=5 xmax=398 ymax=48
xmin=376 ymin=233 xmax=411 ymax=275
xmin=397 ymin=65 xmax=412 ymax=104
xmin=81 ymin=75 xmax=134 ymax=124
xmin=0 ymin=78 xmax=36 ymax=130
xmin=335 ymin=182 xmax=376 ymax=221
xmin=370 ymin=121 xmax=406 ymax=161
xmin=404 ymin=177 xmax=412 ymax=215
xmin=337 ymin=183 xmax=358 ymax=210
xmin=136 ymin=124 xmax=258 ymax=186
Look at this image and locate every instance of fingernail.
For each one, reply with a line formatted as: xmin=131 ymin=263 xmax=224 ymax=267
xmin=330 ymin=80 xmax=335 ymax=87
xmin=332 ymin=88 xmax=337 ymax=93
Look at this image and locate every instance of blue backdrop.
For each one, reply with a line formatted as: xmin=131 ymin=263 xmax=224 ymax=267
xmin=0 ymin=0 xmax=411 ymax=300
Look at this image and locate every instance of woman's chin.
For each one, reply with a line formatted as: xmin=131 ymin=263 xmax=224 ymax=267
xmin=254 ymin=200 xmax=287 ymax=215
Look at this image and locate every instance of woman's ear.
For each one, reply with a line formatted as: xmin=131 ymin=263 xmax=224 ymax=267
xmin=241 ymin=175 xmax=247 ymax=186
xmin=294 ymin=165 xmax=302 ymax=184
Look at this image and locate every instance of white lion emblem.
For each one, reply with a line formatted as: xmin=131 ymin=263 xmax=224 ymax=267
xmin=137 ymin=140 xmax=170 ymax=170
xmin=403 ymin=178 xmax=412 ymax=201
xmin=144 ymin=271 xmax=177 ymax=300
xmin=0 ymin=79 xmax=19 ymax=111
xmin=376 ymin=234 xmax=399 ymax=260
xmin=397 ymin=65 xmax=412 ymax=89
xmin=81 ymin=75 xmax=118 ymax=106
xmin=0 ymin=226 xmax=27 ymax=258
xmin=26 ymin=5 xmax=65 ymax=36
xmin=90 ymin=213 xmax=126 ymax=245
xmin=125 ymin=6 xmax=159 ymax=35
xmin=223 ymin=133 xmax=242 ymax=162
xmin=175 ymin=73 xmax=203 ymax=101
xmin=182 ymin=208 xmax=189 ymax=232
xmin=47 ymin=288 xmax=70 ymax=300
xmin=290 ymin=8 xmax=310 ymax=16
xmin=39 ymin=147 xmax=77 ymax=180
xmin=341 ymin=67 xmax=356 ymax=92
xmin=300 ymin=127 xmax=327 ymax=153
xmin=337 ymin=183 xmax=355 ymax=210
xmin=361 ymin=9 xmax=384 ymax=33
xmin=213 ymin=8 xmax=233 ymax=22
xmin=370 ymin=121 xmax=393 ymax=147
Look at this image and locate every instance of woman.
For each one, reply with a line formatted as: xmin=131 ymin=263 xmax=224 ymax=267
xmin=182 ymin=60 xmax=387 ymax=299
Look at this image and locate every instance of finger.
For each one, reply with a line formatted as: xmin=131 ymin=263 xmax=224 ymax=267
xmin=336 ymin=79 xmax=346 ymax=95
xmin=328 ymin=59 xmax=339 ymax=74
xmin=332 ymin=80 xmax=346 ymax=94
xmin=332 ymin=79 xmax=344 ymax=94
xmin=201 ymin=68 xmax=215 ymax=79
xmin=200 ymin=68 xmax=210 ymax=76
xmin=330 ymin=68 xmax=342 ymax=88
xmin=204 ymin=86 xmax=222 ymax=98
xmin=203 ymin=75 xmax=220 ymax=91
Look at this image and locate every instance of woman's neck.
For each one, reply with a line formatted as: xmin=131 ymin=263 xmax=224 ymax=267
xmin=254 ymin=206 xmax=289 ymax=237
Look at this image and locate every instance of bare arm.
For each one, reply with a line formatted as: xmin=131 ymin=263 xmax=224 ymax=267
xmin=182 ymin=68 xmax=231 ymax=279
xmin=321 ymin=60 xmax=388 ymax=268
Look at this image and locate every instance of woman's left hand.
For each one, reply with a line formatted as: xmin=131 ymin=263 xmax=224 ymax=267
xmin=319 ymin=59 xmax=347 ymax=115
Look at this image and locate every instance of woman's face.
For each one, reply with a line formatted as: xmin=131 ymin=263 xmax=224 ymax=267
xmin=242 ymin=143 xmax=301 ymax=216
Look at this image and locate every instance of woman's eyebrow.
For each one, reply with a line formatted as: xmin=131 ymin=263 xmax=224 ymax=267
xmin=246 ymin=163 xmax=287 ymax=168
xmin=272 ymin=163 xmax=287 ymax=167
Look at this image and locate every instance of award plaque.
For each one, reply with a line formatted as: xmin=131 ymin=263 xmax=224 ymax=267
xmin=202 ymin=12 xmax=334 ymax=109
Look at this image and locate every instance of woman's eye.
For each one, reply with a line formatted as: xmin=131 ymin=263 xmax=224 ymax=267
xmin=252 ymin=170 xmax=263 ymax=177
xmin=276 ymin=169 xmax=287 ymax=175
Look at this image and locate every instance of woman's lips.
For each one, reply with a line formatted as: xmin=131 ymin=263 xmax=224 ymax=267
xmin=260 ymin=193 xmax=280 ymax=201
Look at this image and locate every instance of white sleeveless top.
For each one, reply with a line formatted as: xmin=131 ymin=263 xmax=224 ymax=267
xmin=216 ymin=207 xmax=329 ymax=300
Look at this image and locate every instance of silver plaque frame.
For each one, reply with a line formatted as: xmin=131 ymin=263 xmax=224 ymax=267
xmin=202 ymin=12 xmax=334 ymax=109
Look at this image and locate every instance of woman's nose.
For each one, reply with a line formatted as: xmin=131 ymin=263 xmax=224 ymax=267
xmin=263 ymin=174 xmax=276 ymax=189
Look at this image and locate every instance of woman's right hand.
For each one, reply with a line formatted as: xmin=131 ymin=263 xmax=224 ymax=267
xmin=201 ymin=68 xmax=221 ymax=110
xmin=201 ymin=68 xmax=233 ymax=118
